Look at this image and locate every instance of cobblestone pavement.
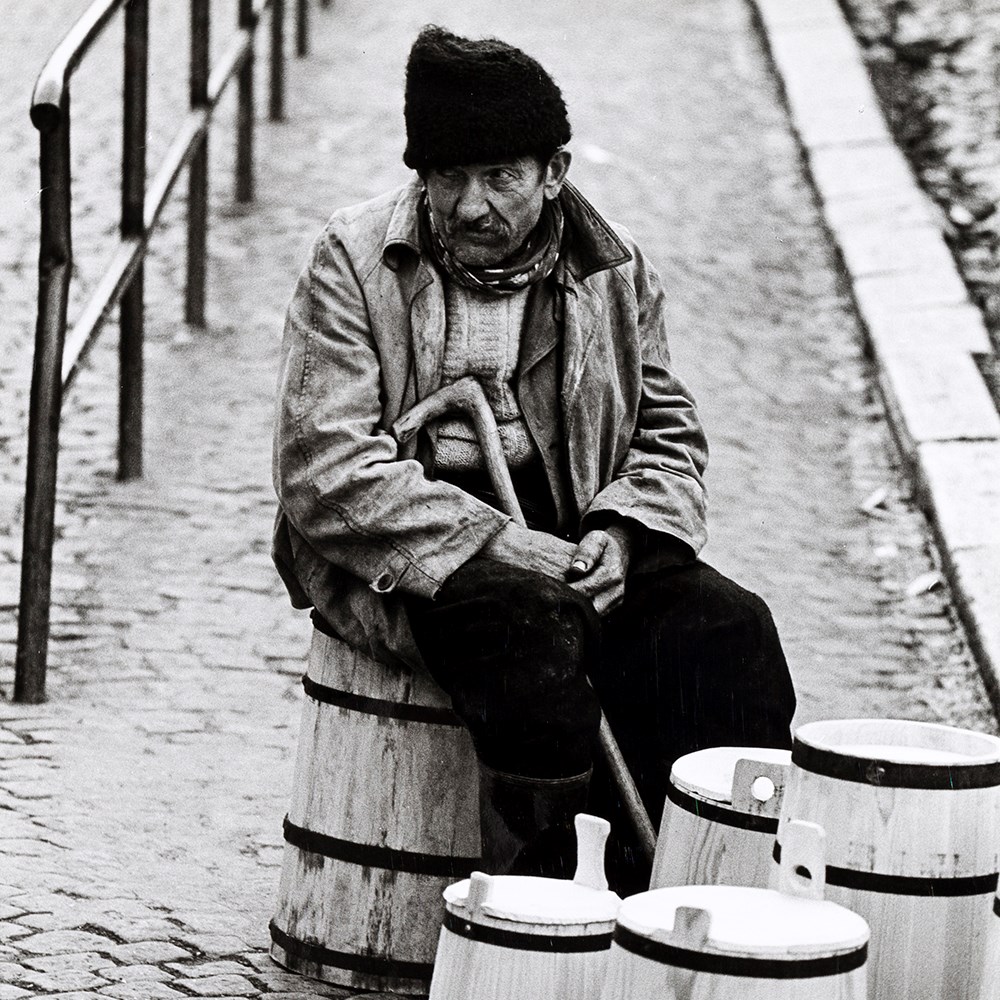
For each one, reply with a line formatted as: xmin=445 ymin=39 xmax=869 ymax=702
xmin=0 ymin=0 xmax=997 ymax=997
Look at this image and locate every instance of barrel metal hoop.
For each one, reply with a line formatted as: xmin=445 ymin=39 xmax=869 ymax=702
xmin=301 ymin=673 xmax=462 ymax=726
xmin=443 ymin=909 xmax=612 ymax=953
xmin=664 ymin=779 xmax=778 ymax=834
xmin=282 ymin=815 xmax=479 ymax=878
xmin=791 ymin=739 xmax=1000 ymax=789
xmin=773 ymin=843 xmax=999 ymax=896
xmin=269 ymin=919 xmax=434 ymax=983
xmin=994 ymin=895 xmax=1000 ymax=918
xmin=612 ymin=924 xmax=867 ymax=978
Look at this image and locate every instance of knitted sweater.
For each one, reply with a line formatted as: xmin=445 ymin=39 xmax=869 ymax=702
xmin=434 ymin=282 xmax=537 ymax=471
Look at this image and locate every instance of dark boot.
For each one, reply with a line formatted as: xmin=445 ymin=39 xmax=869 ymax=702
xmin=478 ymin=764 xmax=591 ymax=878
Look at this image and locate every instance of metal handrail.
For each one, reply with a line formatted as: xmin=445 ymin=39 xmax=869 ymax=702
xmin=29 ymin=0 xmax=126 ymax=130
xmin=15 ymin=0 xmax=332 ymax=703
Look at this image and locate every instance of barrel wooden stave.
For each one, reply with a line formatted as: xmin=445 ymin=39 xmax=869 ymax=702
xmin=781 ymin=773 xmax=1000 ymax=878
xmin=271 ymin=630 xmax=480 ymax=994
xmin=429 ymin=871 xmax=619 ymax=1000
xmin=820 ymin=886 xmax=991 ymax=1000
xmin=312 ymin=628 xmax=448 ymax=705
xmin=272 ymin=847 xmax=451 ymax=980
xmin=290 ymin=630 xmax=478 ymax=853
xmin=978 ymin=896 xmax=1000 ymax=1000
xmin=652 ymin=802 xmax=775 ymax=890
xmin=287 ymin=696 xmax=479 ymax=853
xmin=778 ymin=776 xmax=1000 ymax=999
xmin=651 ymin=749 xmax=788 ymax=891
xmin=600 ymin=944 xmax=867 ymax=1000
xmin=777 ymin=719 xmax=1000 ymax=1000
xmin=430 ymin=925 xmax=611 ymax=1000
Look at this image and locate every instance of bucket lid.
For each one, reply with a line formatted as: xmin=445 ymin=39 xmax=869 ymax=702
xmin=444 ymin=874 xmax=621 ymax=927
xmin=443 ymin=815 xmax=620 ymax=929
xmin=794 ymin=719 xmax=1000 ymax=789
xmin=617 ymin=884 xmax=869 ymax=960
xmin=671 ymin=746 xmax=792 ymax=803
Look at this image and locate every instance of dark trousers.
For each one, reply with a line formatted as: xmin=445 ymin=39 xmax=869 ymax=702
xmin=405 ymin=557 xmax=796 ymax=834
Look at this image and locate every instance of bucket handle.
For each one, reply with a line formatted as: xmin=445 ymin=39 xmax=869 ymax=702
xmin=465 ymin=870 xmax=492 ymax=918
xmin=778 ymin=819 xmax=827 ymax=901
xmin=731 ymin=757 xmax=789 ymax=819
xmin=574 ymin=813 xmax=612 ymax=892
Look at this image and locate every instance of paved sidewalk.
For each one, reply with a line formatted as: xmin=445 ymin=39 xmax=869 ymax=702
xmin=0 ymin=1 xmax=997 ymax=999
xmin=753 ymin=0 xmax=1000 ymax=705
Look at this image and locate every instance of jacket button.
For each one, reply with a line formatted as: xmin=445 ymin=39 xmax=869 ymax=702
xmin=373 ymin=571 xmax=395 ymax=592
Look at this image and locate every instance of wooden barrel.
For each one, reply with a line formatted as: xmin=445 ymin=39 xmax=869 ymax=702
xmin=269 ymin=628 xmax=480 ymax=995
xmin=979 ymin=886 xmax=1000 ymax=1000
xmin=650 ymin=746 xmax=790 ymax=889
xmin=603 ymin=821 xmax=869 ymax=1000
xmin=774 ymin=718 xmax=1000 ymax=1000
xmin=429 ymin=816 xmax=621 ymax=1000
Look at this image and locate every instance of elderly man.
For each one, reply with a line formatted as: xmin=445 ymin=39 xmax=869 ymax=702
xmin=272 ymin=25 xmax=796 ymax=886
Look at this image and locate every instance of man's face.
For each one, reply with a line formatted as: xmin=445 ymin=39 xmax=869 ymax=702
xmin=423 ymin=152 xmax=569 ymax=268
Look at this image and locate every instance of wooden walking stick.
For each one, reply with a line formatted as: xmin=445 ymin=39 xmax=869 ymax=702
xmin=393 ymin=376 xmax=658 ymax=863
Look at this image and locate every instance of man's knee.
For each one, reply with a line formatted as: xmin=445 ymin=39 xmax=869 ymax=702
xmin=631 ymin=562 xmax=777 ymax=643
xmin=441 ymin=556 xmax=594 ymax=621
xmin=406 ymin=557 xmax=602 ymax=777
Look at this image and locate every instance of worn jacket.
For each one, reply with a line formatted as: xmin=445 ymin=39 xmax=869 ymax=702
xmin=272 ymin=178 xmax=709 ymax=668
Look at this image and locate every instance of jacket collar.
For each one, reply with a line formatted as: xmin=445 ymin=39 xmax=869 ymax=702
xmin=380 ymin=177 xmax=632 ymax=279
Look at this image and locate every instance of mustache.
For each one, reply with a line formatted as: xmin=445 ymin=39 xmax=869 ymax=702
xmin=445 ymin=216 xmax=509 ymax=239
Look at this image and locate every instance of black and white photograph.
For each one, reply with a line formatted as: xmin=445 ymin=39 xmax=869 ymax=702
xmin=1 ymin=0 xmax=1000 ymax=997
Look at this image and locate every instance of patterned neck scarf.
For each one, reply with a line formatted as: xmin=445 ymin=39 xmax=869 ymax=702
xmin=422 ymin=191 xmax=564 ymax=295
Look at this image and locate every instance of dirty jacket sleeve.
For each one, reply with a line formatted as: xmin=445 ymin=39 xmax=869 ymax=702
xmin=272 ymin=224 xmax=510 ymax=600
xmin=580 ymin=243 xmax=709 ymax=555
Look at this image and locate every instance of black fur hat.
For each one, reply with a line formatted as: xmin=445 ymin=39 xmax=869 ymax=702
xmin=403 ymin=26 xmax=571 ymax=170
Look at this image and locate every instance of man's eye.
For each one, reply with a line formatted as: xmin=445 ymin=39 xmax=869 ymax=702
xmin=488 ymin=171 xmax=516 ymax=186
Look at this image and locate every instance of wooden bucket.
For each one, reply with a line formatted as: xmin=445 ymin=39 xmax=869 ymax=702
xmin=602 ymin=821 xmax=869 ymax=1000
xmin=979 ymin=886 xmax=1000 ymax=1000
xmin=269 ymin=629 xmax=480 ymax=995
xmin=428 ymin=815 xmax=621 ymax=1000
xmin=775 ymin=718 xmax=1000 ymax=1000
xmin=650 ymin=746 xmax=791 ymax=889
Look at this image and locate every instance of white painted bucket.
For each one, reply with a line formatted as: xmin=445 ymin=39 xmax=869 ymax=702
xmin=776 ymin=718 xmax=1000 ymax=1000
xmin=603 ymin=821 xmax=869 ymax=999
xmin=651 ymin=746 xmax=791 ymax=889
xmin=428 ymin=815 xmax=621 ymax=1000
xmin=978 ymin=885 xmax=1000 ymax=999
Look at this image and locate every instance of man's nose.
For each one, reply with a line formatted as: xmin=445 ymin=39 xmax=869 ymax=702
xmin=453 ymin=178 xmax=490 ymax=223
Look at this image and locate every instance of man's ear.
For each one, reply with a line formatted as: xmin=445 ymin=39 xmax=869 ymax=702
xmin=543 ymin=149 xmax=572 ymax=200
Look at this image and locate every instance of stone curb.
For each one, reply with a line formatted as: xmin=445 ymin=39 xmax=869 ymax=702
xmin=751 ymin=0 xmax=1000 ymax=708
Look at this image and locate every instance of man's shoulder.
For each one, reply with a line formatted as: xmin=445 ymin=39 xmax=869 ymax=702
xmin=559 ymin=183 xmax=656 ymax=287
xmin=316 ymin=180 xmax=422 ymax=273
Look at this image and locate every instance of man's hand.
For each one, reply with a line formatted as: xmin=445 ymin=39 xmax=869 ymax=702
xmin=480 ymin=521 xmax=577 ymax=580
xmin=566 ymin=526 xmax=632 ymax=616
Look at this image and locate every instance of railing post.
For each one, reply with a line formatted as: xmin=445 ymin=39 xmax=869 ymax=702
xmin=296 ymin=0 xmax=308 ymax=57
xmin=236 ymin=0 xmax=255 ymax=202
xmin=187 ymin=0 xmax=210 ymax=326
xmin=119 ymin=0 xmax=148 ymax=480
xmin=270 ymin=0 xmax=285 ymax=121
xmin=15 ymin=93 xmax=74 ymax=704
